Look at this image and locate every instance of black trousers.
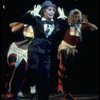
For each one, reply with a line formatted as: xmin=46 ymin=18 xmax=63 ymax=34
xmin=27 ymin=39 xmax=52 ymax=100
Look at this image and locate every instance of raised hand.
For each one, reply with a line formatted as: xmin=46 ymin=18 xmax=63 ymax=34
xmin=82 ymin=14 xmax=88 ymax=23
xmin=30 ymin=4 xmax=42 ymax=17
xmin=57 ymin=7 xmax=67 ymax=20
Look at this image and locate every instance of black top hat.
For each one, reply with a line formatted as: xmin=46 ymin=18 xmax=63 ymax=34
xmin=39 ymin=0 xmax=56 ymax=15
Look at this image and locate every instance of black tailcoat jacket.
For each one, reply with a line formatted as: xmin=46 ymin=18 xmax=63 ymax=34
xmin=20 ymin=14 xmax=68 ymax=72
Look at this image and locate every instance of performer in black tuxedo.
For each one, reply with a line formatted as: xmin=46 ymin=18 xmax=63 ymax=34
xmin=16 ymin=0 xmax=68 ymax=100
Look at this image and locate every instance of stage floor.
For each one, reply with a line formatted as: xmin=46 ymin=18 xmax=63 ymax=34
xmin=1 ymin=93 xmax=99 ymax=100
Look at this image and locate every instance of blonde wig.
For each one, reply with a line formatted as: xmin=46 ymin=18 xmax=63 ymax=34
xmin=68 ymin=9 xmax=82 ymax=22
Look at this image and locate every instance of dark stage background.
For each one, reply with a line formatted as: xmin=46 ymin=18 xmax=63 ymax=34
xmin=1 ymin=0 xmax=99 ymax=94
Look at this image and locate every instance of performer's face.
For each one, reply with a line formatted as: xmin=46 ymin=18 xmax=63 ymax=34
xmin=43 ymin=7 xmax=56 ymax=20
xmin=72 ymin=13 xmax=80 ymax=23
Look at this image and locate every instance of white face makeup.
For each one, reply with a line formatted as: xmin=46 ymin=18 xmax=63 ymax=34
xmin=44 ymin=7 xmax=56 ymax=20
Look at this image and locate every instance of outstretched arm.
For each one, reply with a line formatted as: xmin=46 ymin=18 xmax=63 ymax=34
xmin=9 ymin=22 xmax=34 ymax=38
xmin=9 ymin=22 xmax=24 ymax=32
xmin=86 ymin=22 xmax=98 ymax=31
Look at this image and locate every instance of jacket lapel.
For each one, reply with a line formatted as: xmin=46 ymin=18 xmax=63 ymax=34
xmin=50 ymin=22 xmax=60 ymax=36
xmin=35 ymin=18 xmax=44 ymax=33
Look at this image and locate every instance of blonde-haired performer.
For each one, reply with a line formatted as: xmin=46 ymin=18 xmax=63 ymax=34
xmin=57 ymin=8 xmax=98 ymax=100
xmin=6 ymin=22 xmax=36 ymax=99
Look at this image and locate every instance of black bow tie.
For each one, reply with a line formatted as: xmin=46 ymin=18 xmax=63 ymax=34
xmin=42 ymin=20 xmax=54 ymax=25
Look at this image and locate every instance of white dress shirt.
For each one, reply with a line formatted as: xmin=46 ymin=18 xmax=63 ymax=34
xmin=41 ymin=17 xmax=55 ymax=38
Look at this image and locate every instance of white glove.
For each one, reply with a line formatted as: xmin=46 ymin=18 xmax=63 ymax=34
xmin=57 ymin=7 xmax=67 ymax=20
xmin=30 ymin=4 xmax=42 ymax=17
